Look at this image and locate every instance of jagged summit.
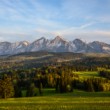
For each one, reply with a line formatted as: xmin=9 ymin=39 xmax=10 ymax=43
xmin=73 ymin=38 xmax=85 ymax=43
xmin=55 ymin=36 xmax=67 ymax=41
xmin=37 ymin=37 xmax=46 ymax=40
xmin=0 ymin=36 xmax=110 ymax=55
xmin=33 ymin=37 xmax=46 ymax=43
xmin=20 ymin=41 xmax=29 ymax=46
xmin=51 ymin=36 xmax=68 ymax=44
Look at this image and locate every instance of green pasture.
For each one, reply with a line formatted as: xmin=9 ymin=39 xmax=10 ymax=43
xmin=0 ymin=71 xmax=109 ymax=110
xmin=0 ymin=89 xmax=110 ymax=110
xmin=73 ymin=71 xmax=100 ymax=78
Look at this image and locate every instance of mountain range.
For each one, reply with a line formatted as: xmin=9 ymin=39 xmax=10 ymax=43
xmin=0 ymin=36 xmax=110 ymax=55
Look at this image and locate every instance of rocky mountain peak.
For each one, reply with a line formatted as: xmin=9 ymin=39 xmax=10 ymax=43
xmin=51 ymin=36 xmax=68 ymax=44
xmin=0 ymin=36 xmax=110 ymax=55
xmin=73 ymin=39 xmax=85 ymax=44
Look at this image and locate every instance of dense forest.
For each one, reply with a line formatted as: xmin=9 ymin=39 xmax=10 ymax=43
xmin=0 ymin=52 xmax=110 ymax=98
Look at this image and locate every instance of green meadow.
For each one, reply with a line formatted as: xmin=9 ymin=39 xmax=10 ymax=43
xmin=0 ymin=89 xmax=110 ymax=110
xmin=73 ymin=71 xmax=99 ymax=78
xmin=0 ymin=66 xmax=110 ymax=110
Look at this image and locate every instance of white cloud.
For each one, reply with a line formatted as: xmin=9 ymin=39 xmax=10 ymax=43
xmin=80 ymin=22 xmax=96 ymax=29
xmin=0 ymin=0 xmax=110 ymax=44
xmin=0 ymin=26 xmax=110 ymax=44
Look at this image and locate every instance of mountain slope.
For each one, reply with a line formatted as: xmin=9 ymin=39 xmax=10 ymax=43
xmin=46 ymin=36 xmax=71 ymax=52
xmin=26 ymin=37 xmax=49 ymax=52
xmin=0 ymin=36 xmax=110 ymax=55
xmin=0 ymin=41 xmax=29 ymax=55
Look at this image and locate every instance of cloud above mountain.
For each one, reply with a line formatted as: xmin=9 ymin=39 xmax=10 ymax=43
xmin=0 ymin=0 xmax=110 ymax=43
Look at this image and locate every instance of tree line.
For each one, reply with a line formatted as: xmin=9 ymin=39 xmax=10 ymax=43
xmin=0 ymin=66 xmax=110 ymax=99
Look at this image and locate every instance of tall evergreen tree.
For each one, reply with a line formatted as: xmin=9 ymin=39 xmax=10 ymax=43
xmin=0 ymin=75 xmax=14 ymax=99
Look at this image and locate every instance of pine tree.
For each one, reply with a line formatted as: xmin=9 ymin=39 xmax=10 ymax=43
xmin=87 ymin=79 xmax=94 ymax=92
xmin=0 ymin=75 xmax=14 ymax=99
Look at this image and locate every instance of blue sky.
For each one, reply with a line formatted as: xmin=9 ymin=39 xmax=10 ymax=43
xmin=0 ymin=0 xmax=110 ymax=43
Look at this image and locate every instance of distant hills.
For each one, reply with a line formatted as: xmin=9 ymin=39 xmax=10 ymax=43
xmin=0 ymin=36 xmax=110 ymax=55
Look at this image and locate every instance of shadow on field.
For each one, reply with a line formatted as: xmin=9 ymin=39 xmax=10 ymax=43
xmin=43 ymin=89 xmax=110 ymax=97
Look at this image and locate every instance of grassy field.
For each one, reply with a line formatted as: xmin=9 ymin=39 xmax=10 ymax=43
xmin=73 ymin=71 xmax=100 ymax=78
xmin=0 ymin=89 xmax=110 ymax=110
xmin=0 ymin=70 xmax=109 ymax=110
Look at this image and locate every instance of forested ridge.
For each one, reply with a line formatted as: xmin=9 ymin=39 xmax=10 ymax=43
xmin=0 ymin=52 xmax=110 ymax=98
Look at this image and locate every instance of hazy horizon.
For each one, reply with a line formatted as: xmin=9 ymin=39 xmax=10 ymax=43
xmin=0 ymin=0 xmax=110 ymax=43
xmin=0 ymin=36 xmax=110 ymax=44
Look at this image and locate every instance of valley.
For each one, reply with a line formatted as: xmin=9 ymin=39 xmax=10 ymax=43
xmin=0 ymin=0 xmax=110 ymax=110
xmin=0 ymin=52 xmax=110 ymax=110
xmin=0 ymin=52 xmax=110 ymax=71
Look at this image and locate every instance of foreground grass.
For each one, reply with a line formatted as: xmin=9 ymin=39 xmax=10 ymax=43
xmin=0 ymin=89 xmax=110 ymax=110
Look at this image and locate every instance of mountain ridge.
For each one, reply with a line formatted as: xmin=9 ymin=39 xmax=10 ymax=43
xmin=0 ymin=36 xmax=110 ymax=55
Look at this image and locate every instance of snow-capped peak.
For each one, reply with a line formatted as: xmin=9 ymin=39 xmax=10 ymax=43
xmin=22 ymin=41 xmax=29 ymax=46
xmin=54 ymin=36 xmax=67 ymax=42
xmin=0 ymin=36 xmax=110 ymax=55
xmin=50 ymin=36 xmax=68 ymax=44
xmin=33 ymin=37 xmax=47 ymax=44
xmin=73 ymin=38 xmax=85 ymax=44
